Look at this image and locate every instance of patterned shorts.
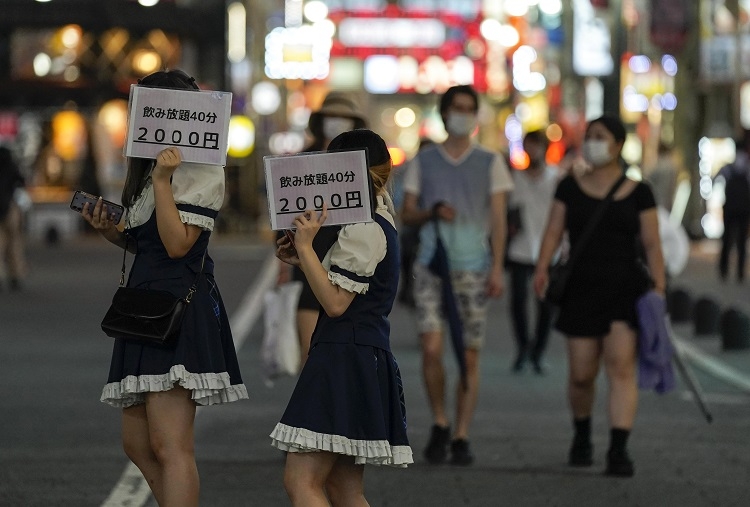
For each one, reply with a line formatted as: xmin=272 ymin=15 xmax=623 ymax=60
xmin=413 ymin=263 xmax=489 ymax=350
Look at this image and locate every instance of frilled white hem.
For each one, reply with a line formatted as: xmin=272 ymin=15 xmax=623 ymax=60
xmin=101 ymin=364 xmax=248 ymax=408
xmin=270 ymin=423 xmax=413 ymax=468
xmin=178 ymin=210 xmax=215 ymax=231
xmin=328 ymin=271 xmax=369 ymax=294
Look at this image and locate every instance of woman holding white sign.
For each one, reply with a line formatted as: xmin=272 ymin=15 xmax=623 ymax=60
xmin=81 ymin=69 xmax=247 ymax=507
xmin=271 ymin=129 xmax=412 ymax=506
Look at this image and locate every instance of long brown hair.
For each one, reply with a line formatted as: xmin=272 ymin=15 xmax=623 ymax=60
xmin=121 ymin=69 xmax=200 ymax=206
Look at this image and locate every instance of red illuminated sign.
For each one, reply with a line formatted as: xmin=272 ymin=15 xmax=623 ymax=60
xmin=328 ymin=8 xmax=487 ymax=92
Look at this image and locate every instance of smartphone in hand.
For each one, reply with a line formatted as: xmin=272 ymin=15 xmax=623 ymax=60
xmin=70 ymin=190 xmax=125 ymax=225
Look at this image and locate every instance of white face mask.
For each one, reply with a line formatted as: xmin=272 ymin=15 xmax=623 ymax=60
xmin=583 ymin=140 xmax=613 ymax=167
xmin=445 ymin=112 xmax=477 ymax=137
xmin=323 ymin=117 xmax=355 ymax=140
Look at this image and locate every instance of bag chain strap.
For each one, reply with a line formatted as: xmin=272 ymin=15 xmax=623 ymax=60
xmin=119 ymin=233 xmax=207 ymax=303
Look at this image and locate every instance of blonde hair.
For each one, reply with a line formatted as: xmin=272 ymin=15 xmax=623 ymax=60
xmin=369 ymin=159 xmax=396 ymax=215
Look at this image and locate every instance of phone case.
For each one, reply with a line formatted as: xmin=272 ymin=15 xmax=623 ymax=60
xmin=70 ymin=191 xmax=124 ymax=225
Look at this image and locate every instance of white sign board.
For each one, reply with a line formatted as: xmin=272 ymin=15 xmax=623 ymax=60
xmin=264 ymin=150 xmax=373 ymax=230
xmin=125 ymin=85 xmax=232 ymax=165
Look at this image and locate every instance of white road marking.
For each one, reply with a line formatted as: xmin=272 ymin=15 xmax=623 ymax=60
xmin=101 ymin=251 xmax=278 ymax=507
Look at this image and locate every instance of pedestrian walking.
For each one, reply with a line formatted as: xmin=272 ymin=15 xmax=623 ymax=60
xmin=271 ymin=129 xmax=412 ymax=506
xmin=506 ymin=130 xmax=559 ymax=374
xmin=715 ymin=137 xmax=750 ymax=283
xmin=276 ymin=91 xmax=368 ymax=369
xmin=401 ymin=84 xmax=513 ymax=465
xmin=0 ymin=146 xmax=28 ymax=291
xmin=80 ymin=69 xmax=248 ymax=507
xmin=533 ymin=115 xmax=666 ymax=477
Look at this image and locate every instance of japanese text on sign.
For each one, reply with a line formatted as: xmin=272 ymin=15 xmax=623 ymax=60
xmin=264 ymin=150 xmax=373 ymax=230
xmin=125 ymin=86 xmax=232 ymax=166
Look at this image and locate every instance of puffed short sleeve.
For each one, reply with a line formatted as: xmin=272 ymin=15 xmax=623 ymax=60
xmin=326 ymin=221 xmax=387 ymax=294
xmin=171 ymin=162 xmax=225 ymax=231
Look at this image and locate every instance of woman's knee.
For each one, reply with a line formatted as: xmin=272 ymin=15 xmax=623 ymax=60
xmin=284 ymin=464 xmax=322 ymax=503
xmin=149 ymin=432 xmax=194 ymax=465
xmin=420 ymin=333 xmax=443 ymax=361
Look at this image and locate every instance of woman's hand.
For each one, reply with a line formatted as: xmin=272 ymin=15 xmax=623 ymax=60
xmin=276 ymin=233 xmax=300 ymax=267
xmin=292 ymin=204 xmax=328 ymax=251
xmin=82 ymin=197 xmax=118 ymax=234
xmin=152 ymin=147 xmax=182 ymax=181
xmin=532 ymin=267 xmax=548 ymax=300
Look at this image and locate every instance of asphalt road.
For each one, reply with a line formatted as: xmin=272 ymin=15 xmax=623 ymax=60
xmin=1 ymin=233 xmax=749 ymax=507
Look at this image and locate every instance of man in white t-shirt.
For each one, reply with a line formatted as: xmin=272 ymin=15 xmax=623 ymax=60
xmin=401 ymin=85 xmax=513 ymax=466
xmin=506 ymin=130 xmax=560 ymax=374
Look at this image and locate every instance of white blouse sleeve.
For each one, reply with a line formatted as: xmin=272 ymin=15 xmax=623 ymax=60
xmin=326 ymin=221 xmax=387 ymax=294
xmin=171 ymin=162 xmax=225 ymax=231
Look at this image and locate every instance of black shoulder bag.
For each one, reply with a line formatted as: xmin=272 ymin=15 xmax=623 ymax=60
xmin=545 ymin=175 xmax=627 ymax=305
xmin=101 ymin=235 xmax=206 ymax=346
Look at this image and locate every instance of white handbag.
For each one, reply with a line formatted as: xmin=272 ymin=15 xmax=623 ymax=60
xmin=260 ymin=281 xmax=303 ymax=384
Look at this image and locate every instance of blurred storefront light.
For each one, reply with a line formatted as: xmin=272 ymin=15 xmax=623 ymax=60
xmin=364 ymin=55 xmax=400 ymax=94
xmin=227 ymin=115 xmax=255 ymax=158
xmin=269 ymin=131 xmax=305 ymax=155
xmin=33 ymin=53 xmax=52 ymax=77
xmin=304 ymin=1 xmax=329 ymax=23
xmin=251 ymin=82 xmax=282 ymax=115
xmin=539 ymin=0 xmax=563 ymax=16
xmin=388 ymin=146 xmax=406 ymax=166
xmin=265 ymin=25 xmax=332 ymax=80
xmin=394 ymin=107 xmax=416 ymax=128
xmin=328 ymin=58 xmax=363 ymax=91
xmin=227 ymin=2 xmax=247 ymax=63
xmin=98 ymin=99 xmax=128 ymax=149
xmin=131 ymin=49 xmax=161 ymax=75
xmin=52 ymin=110 xmax=86 ymax=162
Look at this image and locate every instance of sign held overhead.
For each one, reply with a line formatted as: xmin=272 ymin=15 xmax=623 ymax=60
xmin=125 ymin=85 xmax=232 ymax=166
xmin=264 ymin=150 xmax=373 ymax=230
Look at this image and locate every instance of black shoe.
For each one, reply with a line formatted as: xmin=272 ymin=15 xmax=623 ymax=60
xmin=423 ymin=425 xmax=450 ymax=464
xmin=450 ymin=439 xmax=474 ymax=466
xmin=512 ymin=355 xmax=526 ymax=373
xmin=568 ymin=438 xmax=593 ymax=467
xmin=605 ymin=449 xmax=634 ymax=477
xmin=9 ymin=278 xmax=21 ymax=292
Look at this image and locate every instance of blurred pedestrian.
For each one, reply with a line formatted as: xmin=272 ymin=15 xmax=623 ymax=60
xmin=80 ymin=69 xmax=247 ymax=507
xmin=393 ymin=137 xmax=434 ymax=308
xmin=715 ymin=137 xmax=750 ymax=283
xmin=271 ymin=129 xmax=412 ymax=506
xmin=506 ymin=130 xmax=559 ymax=374
xmin=401 ymin=84 xmax=513 ymax=465
xmin=277 ymin=91 xmax=368 ymax=369
xmin=646 ymin=142 xmax=678 ymax=212
xmin=0 ymin=146 xmax=28 ymax=291
xmin=533 ymin=115 xmax=666 ymax=477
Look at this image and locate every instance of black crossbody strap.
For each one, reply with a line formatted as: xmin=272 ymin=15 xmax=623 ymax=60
xmin=119 ymin=233 xmax=207 ymax=302
xmin=564 ymin=175 xmax=627 ymax=270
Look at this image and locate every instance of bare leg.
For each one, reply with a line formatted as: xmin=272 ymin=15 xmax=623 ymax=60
xmin=602 ymin=322 xmax=638 ymax=429
xmin=146 ymin=387 xmax=199 ymax=507
xmin=420 ymin=331 xmax=448 ymax=427
xmin=284 ymin=451 xmax=338 ymax=507
xmin=122 ymin=404 xmax=165 ymax=505
xmin=325 ymin=456 xmax=369 ymax=507
xmin=453 ymin=348 xmax=479 ymax=439
xmin=4 ymin=206 xmax=26 ymax=282
xmin=566 ymin=338 xmax=602 ymax=418
xmin=297 ymin=308 xmax=319 ymax=369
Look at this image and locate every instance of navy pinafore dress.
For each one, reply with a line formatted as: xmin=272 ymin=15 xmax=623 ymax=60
xmin=270 ymin=210 xmax=413 ymax=467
